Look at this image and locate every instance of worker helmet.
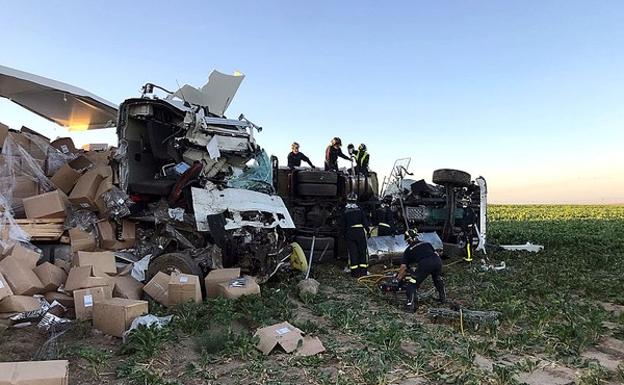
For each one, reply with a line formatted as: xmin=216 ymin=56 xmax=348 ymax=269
xmin=359 ymin=143 xmax=367 ymax=151
xmin=347 ymin=192 xmax=358 ymax=203
xmin=404 ymin=228 xmax=419 ymax=243
xmin=332 ymin=137 xmax=342 ymax=146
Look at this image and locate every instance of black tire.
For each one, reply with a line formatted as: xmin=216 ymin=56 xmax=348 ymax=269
xmin=297 ymin=183 xmax=338 ymax=197
xmin=147 ymin=252 xmax=203 ymax=281
xmin=432 ymin=169 xmax=471 ymax=187
xmin=294 ymin=236 xmax=335 ymax=251
xmin=297 ymin=170 xmax=338 ymax=184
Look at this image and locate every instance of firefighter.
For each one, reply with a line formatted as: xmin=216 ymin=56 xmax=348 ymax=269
xmin=325 ymin=137 xmax=351 ymax=171
xmin=287 ymin=142 xmax=315 ymax=169
xmin=353 ymin=143 xmax=370 ymax=174
xmin=395 ymin=229 xmax=446 ymax=312
xmin=374 ymin=196 xmax=396 ymax=236
xmin=343 ymin=193 xmax=370 ymax=277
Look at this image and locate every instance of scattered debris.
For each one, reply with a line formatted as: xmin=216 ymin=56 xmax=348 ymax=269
xmin=254 ymin=321 xmax=325 ymax=356
xmin=297 ymin=278 xmax=320 ymax=298
xmin=500 ymin=242 xmax=544 ymax=252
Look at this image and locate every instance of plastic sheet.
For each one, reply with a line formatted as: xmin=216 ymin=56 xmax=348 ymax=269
xmin=101 ymin=186 xmax=132 ymax=219
xmin=122 ymin=314 xmax=173 ymax=342
xmin=65 ymin=207 xmax=99 ymax=232
xmin=226 ymin=150 xmax=273 ymax=193
xmin=0 ymin=193 xmax=31 ymax=248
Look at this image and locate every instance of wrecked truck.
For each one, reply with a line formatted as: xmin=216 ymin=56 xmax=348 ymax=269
xmin=115 ymin=71 xmax=295 ymax=281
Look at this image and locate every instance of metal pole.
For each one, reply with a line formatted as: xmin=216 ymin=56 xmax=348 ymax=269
xmin=305 ymin=236 xmax=316 ymax=279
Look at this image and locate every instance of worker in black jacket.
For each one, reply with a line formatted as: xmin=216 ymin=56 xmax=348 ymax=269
xmin=343 ymin=193 xmax=370 ymax=277
xmin=325 ymin=137 xmax=351 ymax=171
xmin=287 ymin=142 xmax=315 ymax=169
xmin=352 ymin=143 xmax=370 ymax=174
xmin=374 ymin=197 xmax=396 ymax=236
xmin=395 ymin=229 xmax=446 ymax=312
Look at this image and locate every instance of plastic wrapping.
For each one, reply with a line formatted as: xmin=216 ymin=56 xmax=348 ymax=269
xmin=65 ymin=207 xmax=99 ymax=232
xmin=101 ymin=186 xmax=132 ymax=219
xmin=27 ymin=133 xmax=76 ymax=176
xmin=226 ymin=150 xmax=273 ymax=193
xmin=0 ymin=193 xmax=31 ymax=249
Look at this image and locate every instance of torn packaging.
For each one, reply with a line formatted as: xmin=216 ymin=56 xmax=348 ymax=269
xmin=168 ymin=273 xmax=202 ymax=305
xmin=0 ymin=360 xmax=69 ymax=385
xmin=51 ymin=163 xmax=81 ymax=194
xmin=64 ymin=266 xmax=113 ymax=293
xmin=33 ymin=262 xmax=67 ymax=292
xmin=0 ymin=255 xmax=44 ymax=295
xmin=112 ymin=274 xmax=144 ymax=300
xmin=204 ymin=268 xmax=240 ymax=298
xmin=22 ymin=190 xmax=68 ymax=219
xmin=94 ymin=176 xmax=113 ymax=213
xmin=68 ymin=171 xmax=103 ymax=210
xmin=69 ymin=227 xmax=96 ymax=253
xmin=93 ymin=298 xmax=148 ymax=337
xmin=0 ymin=271 xmax=13 ymax=301
xmin=254 ymin=322 xmax=305 ymax=355
xmin=73 ymin=286 xmax=112 ymax=320
xmin=97 ymin=220 xmax=136 ymax=250
xmin=143 ymin=272 xmax=170 ymax=306
xmin=44 ymin=292 xmax=74 ymax=309
xmin=217 ymin=276 xmax=260 ymax=300
xmin=73 ymin=251 xmax=117 ymax=274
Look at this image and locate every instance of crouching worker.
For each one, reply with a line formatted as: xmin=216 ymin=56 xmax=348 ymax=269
xmin=395 ymin=229 xmax=445 ymax=312
xmin=343 ymin=193 xmax=370 ymax=277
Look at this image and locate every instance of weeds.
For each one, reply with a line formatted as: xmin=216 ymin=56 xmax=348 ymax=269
xmin=63 ymin=345 xmax=111 ymax=377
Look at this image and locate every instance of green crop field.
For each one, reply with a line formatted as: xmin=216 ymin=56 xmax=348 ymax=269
xmin=1 ymin=205 xmax=623 ymax=385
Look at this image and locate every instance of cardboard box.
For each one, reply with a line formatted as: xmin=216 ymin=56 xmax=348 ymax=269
xmin=12 ymin=176 xmax=40 ymax=199
xmin=73 ymin=286 xmax=113 ymax=320
xmin=44 ymin=291 xmax=74 ymax=309
xmin=0 ymin=295 xmax=41 ymax=313
xmin=217 ymin=276 xmax=260 ymax=300
xmin=94 ymin=176 xmax=113 ymax=213
xmin=84 ymin=144 xmax=109 ymax=152
xmin=73 ymin=251 xmax=117 ymax=274
xmin=54 ymin=259 xmax=71 ymax=274
xmin=22 ymin=190 xmax=67 ymax=219
xmin=51 ymin=163 xmax=82 ymax=194
xmin=33 ymin=262 xmax=68 ymax=292
xmin=64 ymin=266 xmax=113 ymax=293
xmin=93 ymin=165 xmax=113 ymax=178
xmin=93 ymin=298 xmax=148 ymax=337
xmin=68 ymin=155 xmax=93 ymax=171
xmin=7 ymin=243 xmax=41 ymax=269
xmin=51 ymin=137 xmax=78 ymax=155
xmin=143 ymin=272 xmax=170 ymax=306
xmin=84 ymin=150 xmax=111 ymax=166
xmin=113 ymin=274 xmax=144 ymax=300
xmin=0 ymin=255 xmax=44 ymax=295
xmin=0 ymin=121 xmax=9 ymax=147
xmin=168 ymin=273 xmax=202 ymax=305
xmin=254 ymin=322 xmax=305 ymax=355
xmin=204 ymin=268 xmax=241 ymax=298
xmin=69 ymin=171 xmax=103 ymax=210
xmin=0 ymin=271 xmax=13 ymax=301
xmin=9 ymin=132 xmax=47 ymax=160
xmin=69 ymin=228 xmax=96 ymax=253
xmin=0 ymin=360 xmax=68 ymax=385
xmin=97 ymin=220 xmax=136 ymax=250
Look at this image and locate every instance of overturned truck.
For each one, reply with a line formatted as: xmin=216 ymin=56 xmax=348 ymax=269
xmin=115 ymin=72 xmax=295 ymax=281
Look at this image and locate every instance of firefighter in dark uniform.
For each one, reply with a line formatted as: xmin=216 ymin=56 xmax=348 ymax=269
xmin=343 ymin=193 xmax=370 ymax=277
xmin=287 ymin=142 xmax=315 ymax=169
xmin=374 ymin=196 xmax=396 ymax=236
xmin=353 ymin=143 xmax=370 ymax=175
xmin=395 ymin=229 xmax=446 ymax=312
xmin=325 ymin=137 xmax=351 ymax=171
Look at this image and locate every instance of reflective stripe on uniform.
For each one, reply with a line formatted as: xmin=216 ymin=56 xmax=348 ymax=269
xmin=359 ymin=264 xmax=368 ymax=268
xmin=350 ymin=265 xmax=359 ymax=270
xmin=379 ymin=222 xmax=390 ymax=227
xmin=406 ymin=277 xmax=417 ymax=283
xmin=351 ymin=224 xmax=364 ymax=228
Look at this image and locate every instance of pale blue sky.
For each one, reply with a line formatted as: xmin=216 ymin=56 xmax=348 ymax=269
xmin=1 ymin=1 xmax=623 ymax=203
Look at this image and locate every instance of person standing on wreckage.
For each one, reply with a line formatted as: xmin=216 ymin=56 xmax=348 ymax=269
xmin=287 ymin=142 xmax=315 ymax=169
xmin=324 ymin=137 xmax=351 ymax=171
xmin=342 ymin=193 xmax=371 ymax=278
xmin=394 ymin=229 xmax=446 ymax=312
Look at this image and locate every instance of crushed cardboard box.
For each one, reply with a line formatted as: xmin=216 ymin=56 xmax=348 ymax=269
xmin=7 ymin=243 xmax=40 ymax=269
xmin=216 ymin=276 xmax=260 ymax=300
xmin=112 ymin=274 xmax=144 ymax=300
xmin=64 ymin=266 xmax=113 ymax=293
xmin=143 ymin=272 xmax=170 ymax=307
xmin=168 ymin=273 xmax=202 ymax=305
xmin=22 ymin=190 xmax=68 ymax=219
xmin=204 ymin=268 xmax=240 ymax=298
xmin=73 ymin=286 xmax=113 ymax=320
xmin=0 ymin=255 xmax=44 ymax=295
xmin=0 ymin=295 xmax=42 ymax=313
xmin=69 ymin=228 xmax=96 ymax=253
xmin=73 ymin=250 xmax=117 ymax=274
xmin=254 ymin=321 xmax=325 ymax=356
xmin=0 ymin=360 xmax=68 ymax=385
xmin=97 ymin=220 xmax=136 ymax=250
xmin=51 ymin=163 xmax=82 ymax=194
xmin=93 ymin=298 xmax=148 ymax=337
xmin=0 ymin=271 xmax=13 ymax=301
xmin=33 ymin=262 xmax=67 ymax=292
xmin=44 ymin=292 xmax=74 ymax=309
xmin=69 ymin=171 xmax=103 ymax=210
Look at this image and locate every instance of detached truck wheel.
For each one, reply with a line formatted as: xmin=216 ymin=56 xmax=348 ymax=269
xmin=147 ymin=252 xmax=203 ymax=280
xmin=432 ymin=169 xmax=471 ymax=187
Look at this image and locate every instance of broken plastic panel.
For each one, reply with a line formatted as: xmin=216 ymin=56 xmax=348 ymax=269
xmin=226 ymin=150 xmax=273 ymax=194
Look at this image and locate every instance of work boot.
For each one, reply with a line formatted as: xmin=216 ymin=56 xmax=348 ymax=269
xmin=405 ymin=289 xmax=418 ymax=313
xmin=434 ymin=279 xmax=446 ymax=303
